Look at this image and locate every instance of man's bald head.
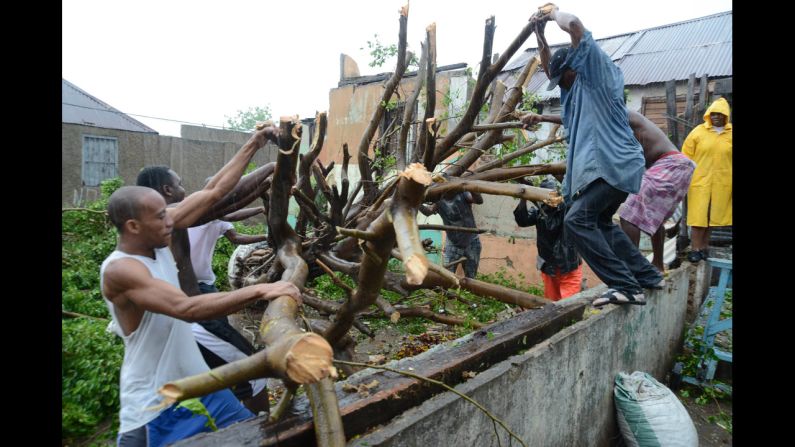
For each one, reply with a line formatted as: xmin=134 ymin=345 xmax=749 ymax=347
xmin=107 ymin=186 xmax=161 ymax=231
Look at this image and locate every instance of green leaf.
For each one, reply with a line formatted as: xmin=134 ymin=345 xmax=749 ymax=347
xmin=177 ymin=398 xmax=218 ymax=431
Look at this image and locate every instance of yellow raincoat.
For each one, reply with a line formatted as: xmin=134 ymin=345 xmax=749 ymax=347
xmin=682 ymin=98 xmax=732 ymax=227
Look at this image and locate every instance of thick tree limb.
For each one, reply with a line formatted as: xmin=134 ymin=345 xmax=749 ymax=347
xmin=339 ymin=144 xmax=351 ymax=214
xmin=376 ymin=296 xmax=401 ymax=323
xmin=357 ymin=6 xmax=409 ymax=206
xmin=301 ymin=293 xmax=374 ymax=338
xmin=264 ymin=116 xmax=344 ymax=447
xmin=433 ymin=15 xmax=538 ymax=168
xmin=296 ymin=113 xmax=328 ymax=235
xmin=158 ymin=333 xmax=331 ymax=405
xmin=391 ymin=163 xmax=433 ymax=285
xmin=434 ymin=79 xmax=506 ymax=169
xmin=463 ymin=163 xmax=567 ymax=183
xmin=342 ymin=181 xmax=362 ymax=222
xmin=426 ymin=179 xmax=561 ymax=205
xmin=391 ymin=248 xmax=459 ymax=289
xmin=398 ymin=42 xmax=428 ymax=170
xmin=420 ymin=24 xmax=438 ymax=170
xmin=191 ymin=163 xmax=276 ymax=227
xmin=442 ymin=54 xmax=541 ymax=177
xmin=325 ymin=162 xmax=428 ymax=346
xmin=393 ymin=305 xmax=482 ymax=328
xmin=469 ymin=121 xmax=526 ymax=132
xmin=473 ymin=124 xmax=561 ymax=173
xmin=398 ymin=269 xmax=550 ymax=309
xmin=460 ymin=277 xmax=551 ymax=308
xmin=336 ymin=227 xmax=378 ymax=242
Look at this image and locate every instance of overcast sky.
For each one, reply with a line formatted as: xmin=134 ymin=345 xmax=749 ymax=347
xmin=63 ymin=0 xmax=732 ymax=137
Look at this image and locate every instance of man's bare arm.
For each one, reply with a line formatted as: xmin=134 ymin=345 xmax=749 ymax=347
xmin=521 ymin=112 xmax=563 ymax=129
xmin=537 ymin=3 xmax=585 ymax=48
xmin=103 ymin=258 xmax=300 ymax=322
xmin=169 ymin=126 xmax=278 ymax=229
xmin=534 ymin=16 xmax=552 ymax=76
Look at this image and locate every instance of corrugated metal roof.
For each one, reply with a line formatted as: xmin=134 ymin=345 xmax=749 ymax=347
xmin=62 ymin=79 xmax=158 ymax=133
xmin=626 ymin=12 xmax=731 ymax=55
xmin=619 ymin=42 xmax=732 ymax=85
xmin=501 ymin=10 xmax=732 ymax=98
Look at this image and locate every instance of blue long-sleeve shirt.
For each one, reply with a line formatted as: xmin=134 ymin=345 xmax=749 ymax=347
xmin=559 ymin=31 xmax=644 ymax=200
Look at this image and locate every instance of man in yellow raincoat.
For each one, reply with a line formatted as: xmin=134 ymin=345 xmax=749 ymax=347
xmin=682 ymin=97 xmax=732 ymax=262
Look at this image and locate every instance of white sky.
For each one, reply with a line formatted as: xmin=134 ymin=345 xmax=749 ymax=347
xmin=63 ymin=0 xmax=732 ymax=137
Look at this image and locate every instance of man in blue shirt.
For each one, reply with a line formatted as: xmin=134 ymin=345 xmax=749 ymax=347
xmin=526 ymin=4 xmax=663 ymax=307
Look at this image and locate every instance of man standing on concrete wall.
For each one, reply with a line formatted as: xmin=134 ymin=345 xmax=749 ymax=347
xmin=521 ymin=110 xmax=695 ymax=274
xmin=526 ymin=3 xmax=663 ymax=308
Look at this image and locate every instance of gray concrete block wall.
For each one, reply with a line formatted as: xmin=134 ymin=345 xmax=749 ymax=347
xmin=351 ymin=266 xmax=691 ymax=447
xmin=180 ymin=125 xmax=253 ymax=146
xmin=62 ymin=123 xmax=279 ymax=206
xmin=474 ymin=194 xmax=538 ymax=238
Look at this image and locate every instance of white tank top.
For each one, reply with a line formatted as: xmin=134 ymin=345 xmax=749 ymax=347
xmin=100 ymin=248 xmax=209 ymax=433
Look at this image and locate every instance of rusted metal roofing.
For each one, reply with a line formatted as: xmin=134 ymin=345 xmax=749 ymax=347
xmin=500 ymin=10 xmax=732 ymax=98
xmin=62 ymin=79 xmax=158 ymax=133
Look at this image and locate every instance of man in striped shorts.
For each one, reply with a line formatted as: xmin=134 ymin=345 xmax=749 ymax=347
xmin=618 ymin=110 xmax=696 ymax=272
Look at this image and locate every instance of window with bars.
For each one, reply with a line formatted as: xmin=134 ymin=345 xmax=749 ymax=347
xmin=82 ymin=135 xmax=118 ymax=186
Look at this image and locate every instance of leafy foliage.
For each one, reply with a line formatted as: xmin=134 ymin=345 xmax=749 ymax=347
xmin=360 ymin=34 xmax=419 ymax=69
xmin=307 ymin=266 xmax=545 ymax=341
xmin=675 ymin=289 xmax=732 ymax=434
xmin=224 ymin=106 xmax=272 ymax=132
xmin=62 ymin=177 xmax=125 ymax=442
xmin=62 ymin=318 xmax=124 ymax=441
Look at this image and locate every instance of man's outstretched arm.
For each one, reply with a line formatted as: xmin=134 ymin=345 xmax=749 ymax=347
xmin=103 ymin=257 xmax=300 ymax=323
xmin=536 ymin=3 xmax=585 ymax=48
xmin=169 ymin=126 xmax=279 ymax=229
xmin=521 ymin=112 xmax=563 ymax=129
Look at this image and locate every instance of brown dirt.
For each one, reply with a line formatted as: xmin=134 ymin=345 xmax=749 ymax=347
xmin=680 ymin=391 xmax=733 ymax=446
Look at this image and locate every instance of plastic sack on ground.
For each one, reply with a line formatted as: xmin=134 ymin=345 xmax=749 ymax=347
xmin=614 ymin=371 xmax=698 ymax=447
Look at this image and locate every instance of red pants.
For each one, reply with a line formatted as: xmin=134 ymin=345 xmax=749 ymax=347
xmin=541 ymin=265 xmax=584 ymax=301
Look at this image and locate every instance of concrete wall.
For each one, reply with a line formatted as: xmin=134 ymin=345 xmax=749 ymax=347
xmin=351 ymin=265 xmax=691 ymax=447
xmin=322 ymin=69 xmax=469 ymax=166
xmin=180 ymin=124 xmax=254 ymax=146
xmin=62 ymin=124 xmax=279 ymax=206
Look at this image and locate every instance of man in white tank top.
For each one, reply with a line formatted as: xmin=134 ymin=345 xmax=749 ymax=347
xmin=100 ymin=126 xmax=314 ymax=447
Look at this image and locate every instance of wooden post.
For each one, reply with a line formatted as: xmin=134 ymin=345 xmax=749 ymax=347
xmin=665 ymin=80 xmax=679 ymax=146
xmin=697 ymin=74 xmax=709 ymax=118
xmin=684 ymin=73 xmax=696 ymax=136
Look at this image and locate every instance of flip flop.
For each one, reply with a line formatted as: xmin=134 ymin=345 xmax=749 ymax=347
xmin=592 ymin=289 xmax=646 ymax=308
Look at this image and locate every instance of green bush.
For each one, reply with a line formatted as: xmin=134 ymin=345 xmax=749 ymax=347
xmin=62 ymin=318 xmax=123 ymax=440
xmin=62 ymin=178 xmax=123 ymax=441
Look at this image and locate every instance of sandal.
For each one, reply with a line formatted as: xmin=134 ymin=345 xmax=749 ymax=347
xmin=592 ymin=289 xmax=646 ymax=308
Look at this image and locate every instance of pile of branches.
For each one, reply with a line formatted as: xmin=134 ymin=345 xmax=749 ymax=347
xmin=160 ymin=5 xmax=568 ymax=445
